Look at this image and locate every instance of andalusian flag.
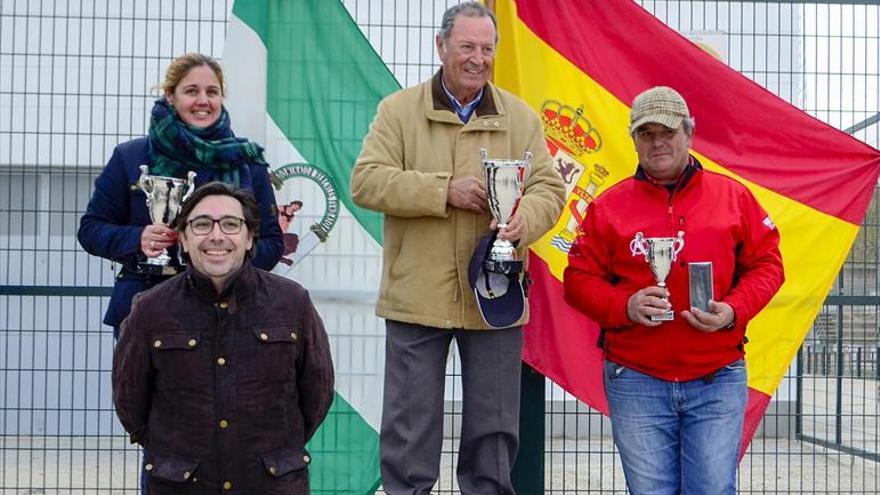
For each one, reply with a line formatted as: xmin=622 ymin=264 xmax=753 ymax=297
xmin=495 ymin=0 xmax=880 ymax=455
xmin=224 ymin=1 xmax=397 ymax=492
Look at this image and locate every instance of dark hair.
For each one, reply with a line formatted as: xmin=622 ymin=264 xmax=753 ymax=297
xmin=174 ymin=182 xmax=261 ymax=241
xmin=438 ymin=2 xmax=497 ymax=42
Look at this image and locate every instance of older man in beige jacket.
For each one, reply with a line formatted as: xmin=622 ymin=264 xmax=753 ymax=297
xmin=351 ymin=2 xmax=563 ymax=494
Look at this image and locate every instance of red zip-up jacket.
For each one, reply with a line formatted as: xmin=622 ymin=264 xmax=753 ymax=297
xmin=564 ymin=158 xmax=784 ymax=381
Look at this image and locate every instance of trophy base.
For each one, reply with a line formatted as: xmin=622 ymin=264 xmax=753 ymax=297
xmin=489 ymin=240 xmax=517 ymax=262
xmin=650 ymin=310 xmax=675 ymax=322
xmin=483 ymin=258 xmax=523 ymax=275
xmin=146 ymin=249 xmax=172 ymax=265
xmin=137 ymin=263 xmax=181 ymax=277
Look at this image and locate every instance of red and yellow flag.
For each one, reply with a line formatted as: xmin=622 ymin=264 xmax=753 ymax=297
xmin=495 ymin=0 xmax=880 ymax=454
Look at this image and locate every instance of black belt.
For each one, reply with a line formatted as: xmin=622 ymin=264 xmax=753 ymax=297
xmin=117 ymin=267 xmax=178 ymax=286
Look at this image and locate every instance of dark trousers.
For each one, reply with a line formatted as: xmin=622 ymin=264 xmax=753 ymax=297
xmin=380 ymin=320 xmax=522 ymax=495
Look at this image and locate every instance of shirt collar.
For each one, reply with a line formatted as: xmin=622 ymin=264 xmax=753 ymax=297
xmin=635 ymin=155 xmax=702 ymax=192
xmin=441 ymin=76 xmax=484 ymax=123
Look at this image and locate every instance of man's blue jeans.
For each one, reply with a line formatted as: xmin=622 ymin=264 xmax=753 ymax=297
xmin=603 ymin=359 xmax=747 ymax=495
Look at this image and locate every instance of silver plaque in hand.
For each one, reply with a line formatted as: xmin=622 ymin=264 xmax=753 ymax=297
xmin=688 ymin=262 xmax=714 ymax=313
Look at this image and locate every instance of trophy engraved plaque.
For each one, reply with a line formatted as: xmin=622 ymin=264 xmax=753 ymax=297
xmin=630 ymin=231 xmax=685 ymax=321
xmin=688 ymin=262 xmax=714 ymax=313
xmin=480 ymin=148 xmax=531 ymax=274
xmin=138 ymin=165 xmax=196 ymax=275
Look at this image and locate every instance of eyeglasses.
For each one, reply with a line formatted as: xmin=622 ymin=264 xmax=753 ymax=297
xmin=187 ymin=215 xmax=246 ymax=235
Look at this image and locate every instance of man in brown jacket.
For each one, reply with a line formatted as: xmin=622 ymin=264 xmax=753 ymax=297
xmin=113 ymin=182 xmax=334 ymax=494
xmin=350 ymin=3 xmax=564 ymax=493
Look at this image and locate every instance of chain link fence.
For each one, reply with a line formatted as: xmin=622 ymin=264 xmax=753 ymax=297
xmin=1 ymin=1 xmax=878 ymax=493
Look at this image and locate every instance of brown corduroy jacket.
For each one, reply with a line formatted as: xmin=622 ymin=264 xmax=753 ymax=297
xmin=112 ymin=264 xmax=334 ymax=495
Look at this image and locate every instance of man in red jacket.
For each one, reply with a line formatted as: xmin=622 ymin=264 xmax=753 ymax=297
xmin=563 ymin=86 xmax=784 ymax=495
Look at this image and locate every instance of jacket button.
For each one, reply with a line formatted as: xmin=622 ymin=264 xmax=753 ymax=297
xmin=217 ymin=357 xmax=226 ymax=366
xmin=188 ymin=339 xmax=197 ymax=347
xmin=290 ymin=332 xmax=298 ymax=341
xmin=219 ymin=419 xmax=229 ymax=429
xmin=182 ymin=471 xmax=191 ymax=480
xmin=144 ymin=463 xmax=153 ymax=471
xmin=303 ymin=454 xmax=311 ymax=464
xmin=223 ymin=481 xmax=233 ymax=490
xmin=259 ymin=332 xmax=269 ymax=341
xmin=153 ymin=340 xmax=161 ymax=348
xmin=268 ymin=466 xmax=277 ymax=476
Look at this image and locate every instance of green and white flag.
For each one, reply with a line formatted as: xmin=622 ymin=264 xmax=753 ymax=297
xmin=224 ymin=1 xmax=401 ymax=492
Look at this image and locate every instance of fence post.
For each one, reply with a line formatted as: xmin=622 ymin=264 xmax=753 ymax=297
xmin=822 ymin=346 xmax=828 ymax=375
xmin=512 ymin=362 xmax=545 ymax=494
xmin=856 ymin=347 xmax=862 ymax=378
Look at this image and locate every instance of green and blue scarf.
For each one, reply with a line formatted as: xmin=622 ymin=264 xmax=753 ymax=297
xmin=147 ymin=98 xmax=267 ymax=187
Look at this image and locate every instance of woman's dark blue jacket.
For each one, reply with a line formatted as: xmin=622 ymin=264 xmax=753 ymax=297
xmin=78 ymin=137 xmax=284 ymax=330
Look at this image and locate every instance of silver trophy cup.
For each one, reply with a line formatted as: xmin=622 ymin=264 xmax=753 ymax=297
xmin=138 ymin=165 xmax=196 ymax=274
xmin=480 ymin=148 xmax=531 ymax=272
xmin=630 ymin=231 xmax=685 ymax=321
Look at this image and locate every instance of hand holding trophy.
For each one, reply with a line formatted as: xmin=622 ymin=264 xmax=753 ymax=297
xmin=137 ymin=165 xmax=196 ymax=275
xmin=480 ymin=148 xmax=531 ymax=274
xmin=630 ymin=231 xmax=685 ymax=321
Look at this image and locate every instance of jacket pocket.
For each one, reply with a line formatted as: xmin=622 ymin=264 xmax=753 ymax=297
xmin=260 ymin=445 xmax=310 ymax=478
xmin=144 ymin=451 xmax=199 ymax=484
xmin=253 ymin=326 xmax=298 ymax=383
xmin=151 ymin=333 xmax=208 ymax=391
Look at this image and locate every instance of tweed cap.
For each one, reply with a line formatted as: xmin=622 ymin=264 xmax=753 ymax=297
xmin=629 ymin=86 xmax=690 ymax=134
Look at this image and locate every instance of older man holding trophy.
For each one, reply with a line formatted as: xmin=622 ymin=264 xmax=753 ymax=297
xmin=351 ymin=3 xmax=564 ymax=493
xmin=563 ymin=86 xmax=785 ymax=494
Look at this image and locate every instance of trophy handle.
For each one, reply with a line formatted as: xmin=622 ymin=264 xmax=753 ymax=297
xmin=138 ymin=165 xmax=153 ymax=193
xmin=629 ymin=232 xmax=647 ymax=257
xmin=672 ymin=231 xmax=685 ymax=259
xmin=521 ymin=150 xmax=532 ymax=184
xmin=181 ymin=171 xmax=197 ymax=203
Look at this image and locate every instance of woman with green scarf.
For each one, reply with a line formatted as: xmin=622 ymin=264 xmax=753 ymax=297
xmin=78 ymin=53 xmax=284 ymax=338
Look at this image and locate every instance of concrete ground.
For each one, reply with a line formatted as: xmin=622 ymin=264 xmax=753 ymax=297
xmin=2 ymin=377 xmax=877 ymax=494
xmin=426 ymin=438 xmax=879 ymax=494
xmin=2 ymin=435 xmax=877 ymax=494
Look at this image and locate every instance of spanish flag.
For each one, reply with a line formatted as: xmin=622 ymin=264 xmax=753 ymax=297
xmin=494 ymin=0 xmax=880 ymax=455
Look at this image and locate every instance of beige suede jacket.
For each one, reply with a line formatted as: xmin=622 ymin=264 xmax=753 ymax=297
xmin=351 ymin=72 xmax=565 ymax=330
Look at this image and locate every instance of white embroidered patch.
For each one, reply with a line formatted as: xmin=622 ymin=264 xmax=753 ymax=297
xmin=763 ymin=216 xmax=777 ymax=230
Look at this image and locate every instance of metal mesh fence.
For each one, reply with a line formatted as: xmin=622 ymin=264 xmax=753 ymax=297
xmin=1 ymin=0 xmax=878 ymax=493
